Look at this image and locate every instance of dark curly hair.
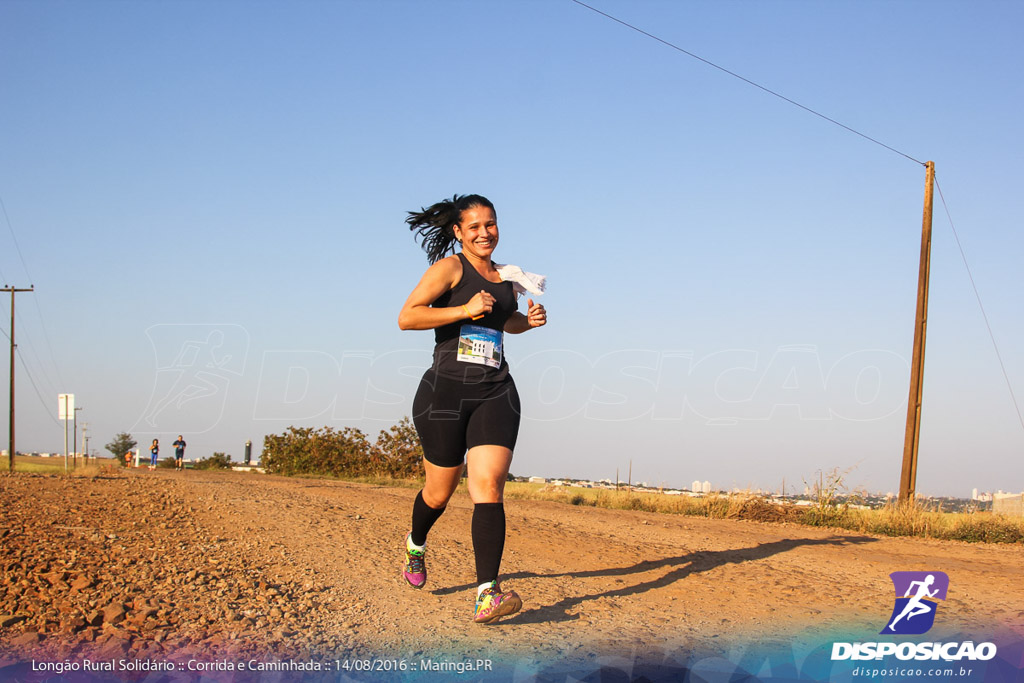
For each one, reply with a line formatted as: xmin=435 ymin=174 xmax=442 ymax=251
xmin=406 ymin=194 xmax=496 ymax=264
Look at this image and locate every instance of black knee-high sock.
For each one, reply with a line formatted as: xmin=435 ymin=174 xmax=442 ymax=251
xmin=411 ymin=490 xmax=446 ymax=547
xmin=472 ymin=502 xmax=506 ymax=585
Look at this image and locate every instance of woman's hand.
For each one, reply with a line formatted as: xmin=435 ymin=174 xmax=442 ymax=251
xmin=503 ymin=298 xmax=547 ymax=334
xmin=465 ymin=290 xmax=496 ymax=319
xmin=526 ymin=299 xmax=546 ymax=328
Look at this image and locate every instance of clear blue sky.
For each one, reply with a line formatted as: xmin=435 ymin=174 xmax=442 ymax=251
xmin=1 ymin=0 xmax=1021 ymax=498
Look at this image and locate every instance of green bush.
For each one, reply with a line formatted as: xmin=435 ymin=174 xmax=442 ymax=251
xmin=259 ymin=419 xmax=423 ymax=479
xmin=261 ymin=426 xmax=369 ymax=477
xmin=193 ymin=452 xmax=232 ymax=470
xmin=369 ymin=417 xmax=424 ymax=478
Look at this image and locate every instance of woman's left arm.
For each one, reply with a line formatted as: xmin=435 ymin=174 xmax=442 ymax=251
xmin=505 ymin=298 xmax=547 ymax=334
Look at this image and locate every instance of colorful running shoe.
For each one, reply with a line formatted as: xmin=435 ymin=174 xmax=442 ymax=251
xmin=473 ymin=582 xmax=522 ymax=624
xmin=402 ymin=533 xmax=427 ymax=589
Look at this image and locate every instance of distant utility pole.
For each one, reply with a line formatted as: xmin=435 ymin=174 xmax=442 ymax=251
xmin=3 ymin=285 xmax=34 ymax=473
xmin=899 ymin=161 xmax=936 ymax=504
xmin=74 ymin=406 xmax=82 ymax=466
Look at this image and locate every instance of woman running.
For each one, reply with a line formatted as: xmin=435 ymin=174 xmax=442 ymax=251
xmin=149 ymin=439 xmax=159 ymax=471
xmin=398 ymin=194 xmax=547 ymax=624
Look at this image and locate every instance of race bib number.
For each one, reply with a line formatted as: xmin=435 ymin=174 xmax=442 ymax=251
xmin=457 ymin=325 xmax=503 ymax=369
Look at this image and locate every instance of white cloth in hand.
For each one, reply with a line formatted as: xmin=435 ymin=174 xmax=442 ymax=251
xmin=495 ymin=264 xmax=546 ymax=297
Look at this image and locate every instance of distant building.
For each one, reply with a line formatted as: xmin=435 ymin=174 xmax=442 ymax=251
xmin=993 ymin=492 xmax=1024 ymax=517
xmin=691 ymin=480 xmax=701 ymax=492
xmin=702 ymin=480 xmax=711 ymax=494
xmin=528 ymin=476 xmax=546 ymax=484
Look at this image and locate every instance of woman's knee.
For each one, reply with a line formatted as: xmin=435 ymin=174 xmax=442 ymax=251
xmin=467 ymin=473 xmax=506 ymax=504
xmin=422 ymin=485 xmax=456 ymax=508
xmin=466 ymin=446 xmax=512 ymax=503
xmin=422 ymin=463 xmax=463 ymax=507
xmin=469 ymin=488 xmax=503 ymax=504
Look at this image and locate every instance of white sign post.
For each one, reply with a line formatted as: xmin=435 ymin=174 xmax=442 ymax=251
xmin=58 ymin=394 xmax=74 ymax=472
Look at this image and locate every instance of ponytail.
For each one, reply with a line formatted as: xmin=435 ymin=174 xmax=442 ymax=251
xmin=406 ymin=194 xmax=496 ymax=264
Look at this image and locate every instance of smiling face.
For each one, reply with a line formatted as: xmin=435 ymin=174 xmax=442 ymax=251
xmin=453 ymin=205 xmax=498 ymax=260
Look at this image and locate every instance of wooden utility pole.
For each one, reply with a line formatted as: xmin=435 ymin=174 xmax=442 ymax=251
xmin=4 ymin=286 xmax=34 ymax=472
xmin=899 ymin=161 xmax=936 ymax=504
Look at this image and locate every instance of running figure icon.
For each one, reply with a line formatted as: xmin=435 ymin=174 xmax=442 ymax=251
xmin=887 ymin=574 xmax=939 ymax=631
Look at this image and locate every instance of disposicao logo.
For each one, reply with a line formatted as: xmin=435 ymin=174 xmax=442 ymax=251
xmin=831 ymin=570 xmax=997 ymax=663
xmin=881 ymin=571 xmax=949 ymax=635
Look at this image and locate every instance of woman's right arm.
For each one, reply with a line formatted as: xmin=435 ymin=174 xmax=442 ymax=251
xmin=398 ymin=258 xmax=493 ymax=330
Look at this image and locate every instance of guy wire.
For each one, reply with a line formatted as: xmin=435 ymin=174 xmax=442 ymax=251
xmin=569 ymin=0 xmax=926 ymax=166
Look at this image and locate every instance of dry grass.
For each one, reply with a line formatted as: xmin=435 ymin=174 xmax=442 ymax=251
xmin=348 ymin=476 xmax=1024 ymax=544
xmin=502 ymin=483 xmax=805 ymax=523
xmin=0 ymin=455 xmax=116 ymax=476
xmin=501 ymin=482 xmax=1024 ymax=544
xmin=830 ymin=502 xmax=1024 ymax=543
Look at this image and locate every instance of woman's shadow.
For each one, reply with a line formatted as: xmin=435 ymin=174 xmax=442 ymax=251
xmin=434 ymin=534 xmax=878 ymax=625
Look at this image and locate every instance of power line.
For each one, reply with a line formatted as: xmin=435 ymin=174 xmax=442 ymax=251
xmin=28 ymin=296 xmax=67 ymax=389
xmin=15 ymin=306 xmax=62 ymax=397
xmin=1 ymin=299 xmax=61 ymax=398
xmin=0 ymin=194 xmax=33 ymax=284
xmin=934 ymin=176 xmax=1024 ymax=435
xmin=16 ymin=346 xmax=61 ymax=428
xmin=0 ymin=192 xmax=66 ymax=388
xmin=568 ymin=0 xmax=926 ymax=166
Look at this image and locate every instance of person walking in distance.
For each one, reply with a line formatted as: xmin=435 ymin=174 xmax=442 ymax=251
xmin=398 ymin=194 xmax=547 ymax=624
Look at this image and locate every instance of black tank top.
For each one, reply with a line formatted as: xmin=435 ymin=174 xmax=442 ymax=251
xmin=430 ymin=253 xmax=517 ymax=382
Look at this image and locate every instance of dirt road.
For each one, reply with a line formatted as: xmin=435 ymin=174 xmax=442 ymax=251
xmin=1 ymin=469 xmax=1022 ymax=679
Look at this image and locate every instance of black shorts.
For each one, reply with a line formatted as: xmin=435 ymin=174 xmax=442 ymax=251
xmin=412 ymin=370 xmax=521 ymax=468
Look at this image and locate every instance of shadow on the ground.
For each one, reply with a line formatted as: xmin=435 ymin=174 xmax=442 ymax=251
xmin=433 ymin=535 xmax=878 ymax=626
